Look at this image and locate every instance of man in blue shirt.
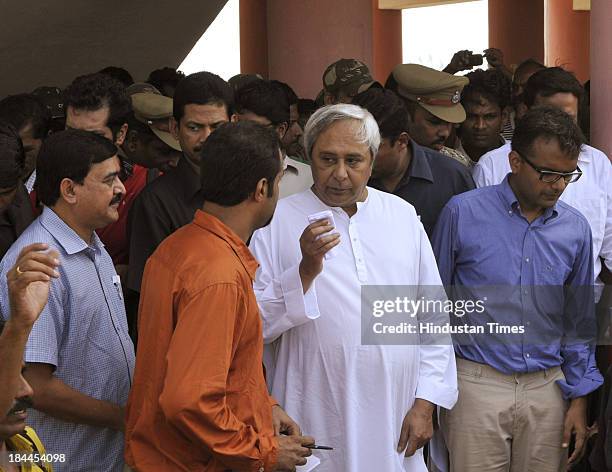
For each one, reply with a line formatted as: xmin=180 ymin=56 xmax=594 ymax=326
xmin=432 ymin=106 xmax=603 ymax=471
xmin=0 ymin=130 xmax=135 ymax=471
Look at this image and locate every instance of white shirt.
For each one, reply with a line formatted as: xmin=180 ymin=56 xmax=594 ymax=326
xmin=473 ymin=143 xmax=612 ymax=290
xmin=279 ymin=156 xmax=313 ymax=199
xmin=25 ymin=169 xmax=36 ymax=193
xmin=250 ymin=188 xmax=457 ymax=472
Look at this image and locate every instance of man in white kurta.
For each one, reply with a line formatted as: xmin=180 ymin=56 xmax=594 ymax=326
xmin=250 ymin=104 xmax=457 ymax=472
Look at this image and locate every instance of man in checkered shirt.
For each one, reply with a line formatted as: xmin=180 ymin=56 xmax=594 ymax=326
xmin=0 ymin=129 xmax=135 ymax=471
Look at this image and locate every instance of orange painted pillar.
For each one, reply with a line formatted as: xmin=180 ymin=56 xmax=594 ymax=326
xmin=545 ymin=0 xmax=590 ymax=82
xmin=590 ymin=0 xmax=612 ymax=159
xmin=258 ymin=0 xmax=401 ymax=99
xmin=372 ymin=0 xmax=402 ymax=86
xmin=239 ymin=0 xmax=269 ymax=77
xmin=488 ymin=0 xmax=545 ymax=69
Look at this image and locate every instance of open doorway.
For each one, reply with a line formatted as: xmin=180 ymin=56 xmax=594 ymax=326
xmin=178 ymin=0 xmax=240 ymax=80
xmin=402 ymin=0 xmax=489 ymax=72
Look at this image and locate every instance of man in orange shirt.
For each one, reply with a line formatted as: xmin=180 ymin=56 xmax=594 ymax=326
xmin=125 ymin=121 xmax=314 ymax=471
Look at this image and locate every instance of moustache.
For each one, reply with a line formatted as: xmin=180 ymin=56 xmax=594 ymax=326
xmin=8 ymin=397 xmax=33 ymax=416
xmin=110 ymin=193 xmax=124 ymax=206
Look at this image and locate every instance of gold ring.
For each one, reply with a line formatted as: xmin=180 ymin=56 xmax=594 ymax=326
xmin=15 ymin=266 xmax=23 ymax=275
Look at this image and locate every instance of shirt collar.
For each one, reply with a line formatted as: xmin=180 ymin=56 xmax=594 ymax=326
xmin=6 ymin=430 xmax=35 ymax=454
xmin=456 ymin=136 xmax=505 ymax=163
xmin=25 ymin=170 xmax=37 ymax=193
xmin=577 ymin=145 xmax=591 ymax=163
xmin=405 ymin=140 xmax=434 ymax=183
xmin=40 ymin=207 xmax=104 ymax=255
xmin=193 ymin=210 xmax=259 ymax=279
xmin=307 ymin=187 xmax=371 ymax=216
xmin=283 ymin=155 xmax=299 ymax=176
xmin=498 ymin=174 xmax=558 ymax=222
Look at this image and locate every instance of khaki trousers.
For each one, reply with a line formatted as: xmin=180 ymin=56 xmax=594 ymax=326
xmin=440 ymin=358 xmax=569 ymax=472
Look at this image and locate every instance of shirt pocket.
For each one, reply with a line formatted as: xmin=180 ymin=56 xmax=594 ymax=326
xmin=539 ymin=261 xmax=572 ymax=286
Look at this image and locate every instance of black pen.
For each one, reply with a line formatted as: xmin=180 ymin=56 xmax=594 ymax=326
xmin=305 ymin=444 xmax=334 ymax=450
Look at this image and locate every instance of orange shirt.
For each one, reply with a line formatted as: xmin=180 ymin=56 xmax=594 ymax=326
xmin=125 ymin=210 xmax=278 ymax=471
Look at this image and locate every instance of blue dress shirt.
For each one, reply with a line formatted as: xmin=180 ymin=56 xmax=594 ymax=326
xmin=432 ymin=175 xmax=603 ymax=399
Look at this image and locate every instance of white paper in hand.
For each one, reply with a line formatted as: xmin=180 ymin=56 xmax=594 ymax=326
xmin=307 ymin=210 xmax=338 ymax=260
xmin=296 ymin=455 xmax=321 ymax=472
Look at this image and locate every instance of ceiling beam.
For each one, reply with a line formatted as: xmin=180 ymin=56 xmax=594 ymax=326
xmin=379 ymin=0 xmax=478 ymax=9
xmin=573 ymin=0 xmax=591 ymax=11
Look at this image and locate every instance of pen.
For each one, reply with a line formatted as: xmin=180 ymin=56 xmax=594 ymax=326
xmin=305 ymin=445 xmax=334 ymax=450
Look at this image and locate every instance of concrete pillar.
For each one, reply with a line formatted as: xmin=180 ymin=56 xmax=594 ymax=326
xmin=545 ymin=0 xmax=590 ymax=82
xmin=371 ymin=0 xmax=403 ymax=86
xmin=260 ymin=0 xmax=401 ymax=99
xmin=239 ymin=0 xmax=269 ymax=77
xmin=590 ymin=0 xmax=612 ymax=159
xmin=488 ymin=0 xmax=544 ymax=70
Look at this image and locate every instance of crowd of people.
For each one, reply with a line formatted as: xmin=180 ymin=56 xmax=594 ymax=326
xmin=0 ymin=48 xmax=610 ymax=472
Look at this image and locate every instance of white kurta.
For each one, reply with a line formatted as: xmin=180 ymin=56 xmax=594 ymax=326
xmin=250 ymin=188 xmax=457 ymax=472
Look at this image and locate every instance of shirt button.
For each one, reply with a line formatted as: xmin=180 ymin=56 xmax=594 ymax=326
xmin=526 ymin=353 xmax=530 ymax=358
xmin=508 ymin=210 xmax=513 ymax=215
xmin=525 ymin=257 xmax=530 ymax=262
xmin=259 ymin=468 xmax=264 ymax=472
xmin=523 ymin=289 xmax=528 ymax=295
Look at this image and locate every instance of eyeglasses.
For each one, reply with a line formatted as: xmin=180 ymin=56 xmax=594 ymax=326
xmin=519 ymin=152 xmax=582 ymax=184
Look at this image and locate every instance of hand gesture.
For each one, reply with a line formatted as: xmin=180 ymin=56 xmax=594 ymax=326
xmin=444 ymin=50 xmax=475 ymax=74
xmin=484 ymin=48 xmax=504 ymax=68
xmin=7 ymin=243 xmax=60 ymax=330
xmin=298 ymin=219 xmax=340 ymax=290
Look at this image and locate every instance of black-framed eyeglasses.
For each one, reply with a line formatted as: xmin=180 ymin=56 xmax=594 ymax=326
xmin=519 ymin=152 xmax=582 ymax=184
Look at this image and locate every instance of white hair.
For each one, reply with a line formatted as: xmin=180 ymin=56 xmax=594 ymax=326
xmin=303 ymin=104 xmax=381 ymax=161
